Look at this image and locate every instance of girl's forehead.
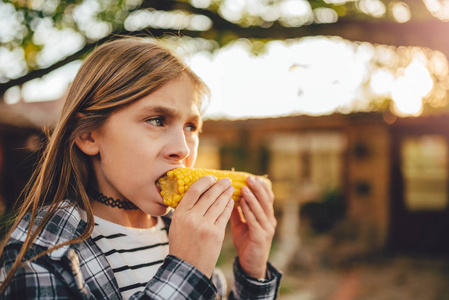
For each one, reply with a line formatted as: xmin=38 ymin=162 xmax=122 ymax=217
xmin=115 ymin=76 xmax=201 ymax=117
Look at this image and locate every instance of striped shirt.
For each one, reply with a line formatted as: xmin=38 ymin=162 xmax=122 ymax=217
xmin=90 ymin=215 xmax=169 ymax=300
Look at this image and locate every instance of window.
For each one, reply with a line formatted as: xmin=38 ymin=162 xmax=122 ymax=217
xmin=268 ymin=132 xmax=346 ymax=201
xmin=401 ymin=135 xmax=448 ymax=211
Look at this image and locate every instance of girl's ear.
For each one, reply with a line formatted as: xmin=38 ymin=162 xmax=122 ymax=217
xmin=75 ymin=131 xmax=100 ymax=156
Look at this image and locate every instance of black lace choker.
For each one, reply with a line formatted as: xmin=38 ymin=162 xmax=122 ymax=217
xmin=92 ymin=191 xmax=139 ymax=210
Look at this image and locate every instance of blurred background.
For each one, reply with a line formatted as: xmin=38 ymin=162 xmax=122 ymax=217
xmin=1 ymin=0 xmax=449 ymax=299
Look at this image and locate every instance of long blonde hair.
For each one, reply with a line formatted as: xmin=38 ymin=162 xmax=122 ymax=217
xmin=0 ymin=37 xmax=209 ymax=294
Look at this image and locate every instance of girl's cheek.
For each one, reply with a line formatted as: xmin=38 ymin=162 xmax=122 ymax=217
xmin=186 ymin=153 xmax=197 ymax=167
xmin=187 ymin=148 xmax=198 ymax=167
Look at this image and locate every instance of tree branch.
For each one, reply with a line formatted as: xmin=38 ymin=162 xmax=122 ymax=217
xmin=1 ymin=0 xmax=449 ymax=96
xmin=0 ymin=28 xmax=206 ymax=95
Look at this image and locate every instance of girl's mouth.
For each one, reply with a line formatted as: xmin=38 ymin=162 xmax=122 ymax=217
xmin=155 ymin=172 xmax=167 ymax=193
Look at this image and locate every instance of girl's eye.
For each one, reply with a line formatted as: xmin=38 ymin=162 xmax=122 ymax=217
xmin=146 ymin=117 xmax=164 ymax=127
xmin=185 ymin=123 xmax=198 ymax=133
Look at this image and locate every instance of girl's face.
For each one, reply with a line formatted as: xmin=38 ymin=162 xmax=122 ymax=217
xmin=89 ymin=75 xmax=201 ymax=216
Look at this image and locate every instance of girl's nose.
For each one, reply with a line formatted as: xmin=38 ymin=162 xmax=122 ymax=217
xmin=166 ymin=130 xmax=190 ymax=162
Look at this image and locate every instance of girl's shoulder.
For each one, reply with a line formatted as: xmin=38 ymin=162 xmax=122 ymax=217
xmin=9 ymin=200 xmax=87 ymax=252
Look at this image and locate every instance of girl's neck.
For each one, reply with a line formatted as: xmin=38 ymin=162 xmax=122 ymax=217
xmin=90 ymin=200 xmax=157 ymax=228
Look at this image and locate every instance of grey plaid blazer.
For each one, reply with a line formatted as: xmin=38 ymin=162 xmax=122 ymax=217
xmin=0 ymin=201 xmax=282 ymax=299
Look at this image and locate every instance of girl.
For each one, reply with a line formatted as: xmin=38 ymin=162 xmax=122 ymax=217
xmin=0 ymin=38 xmax=281 ymax=299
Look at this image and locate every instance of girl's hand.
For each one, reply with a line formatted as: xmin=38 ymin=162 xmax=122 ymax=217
xmin=231 ymin=176 xmax=277 ymax=279
xmin=168 ymin=176 xmax=235 ymax=278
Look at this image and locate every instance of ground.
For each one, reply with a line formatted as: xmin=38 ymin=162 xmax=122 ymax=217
xmin=218 ymin=233 xmax=449 ymax=300
xmin=278 ymin=254 xmax=449 ymax=300
xmin=218 ymin=204 xmax=449 ymax=300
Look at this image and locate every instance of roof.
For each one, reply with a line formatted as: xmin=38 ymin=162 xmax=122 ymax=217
xmin=0 ymin=104 xmax=37 ymax=131
xmin=0 ymin=99 xmax=64 ymax=132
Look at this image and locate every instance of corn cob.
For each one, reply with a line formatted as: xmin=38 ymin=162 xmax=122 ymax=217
xmin=157 ymin=167 xmax=269 ymax=208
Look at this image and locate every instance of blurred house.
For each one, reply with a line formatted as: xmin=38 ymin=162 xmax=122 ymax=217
xmin=1 ymin=100 xmax=449 ymax=258
xmin=0 ymin=99 xmax=63 ymax=212
xmin=198 ymin=112 xmax=449 ymax=257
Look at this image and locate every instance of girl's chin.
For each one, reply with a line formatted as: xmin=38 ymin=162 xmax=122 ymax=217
xmin=146 ymin=202 xmax=171 ymax=217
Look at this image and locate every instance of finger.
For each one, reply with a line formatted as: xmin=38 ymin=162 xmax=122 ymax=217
xmin=247 ymin=177 xmax=275 ymax=220
xmin=231 ymin=205 xmax=247 ymax=225
xmin=230 ymin=207 xmax=246 ymax=235
xmin=194 ymin=178 xmax=233 ymax=215
xmin=215 ymin=197 xmax=234 ymax=228
xmin=176 ymin=175 xmax=217 ymax=211
xmin=247 ymin=176 xmax=271 ymax=202
xmin=239 ymin=196 xmax=262 ymax=230
xmin=259 ymin=177 xmax=275 ymax=201
xmin=204 ymin=185 xmax=235 ymax=222
xmin=241 ymin=186 xmax=270 ymax=227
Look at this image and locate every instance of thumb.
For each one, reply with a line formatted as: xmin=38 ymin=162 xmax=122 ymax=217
xmin=231 ymin=205 xmax=246 ymax=226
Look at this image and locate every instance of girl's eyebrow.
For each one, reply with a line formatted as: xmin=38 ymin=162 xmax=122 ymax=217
xmin=140 ymin=105 xmax=202 ymax=123
xmin=136 ymin=105 xmax=178 ymax=119
xmin=148 ymin=105 xmax=178 ymax=117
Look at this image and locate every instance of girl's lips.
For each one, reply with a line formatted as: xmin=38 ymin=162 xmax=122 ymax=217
xmin=155 ymin=166 xmax=179 ymax=190
xmin=155 ymin=172 xmax=168 ymax=193
xmin=154 ymin=181 xmax=166 ymax=206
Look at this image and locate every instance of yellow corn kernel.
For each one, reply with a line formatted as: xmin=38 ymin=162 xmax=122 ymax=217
xmin=157 ymin=167 xmax=270 ymax=208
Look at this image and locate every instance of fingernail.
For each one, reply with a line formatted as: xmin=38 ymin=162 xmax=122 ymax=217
xmin=247 ymin=176 xmax=255 ymax=184
xmin=222 ymin=178 xmax=232 ymax=185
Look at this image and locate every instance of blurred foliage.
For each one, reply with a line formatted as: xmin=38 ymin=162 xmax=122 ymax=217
xmin=1 ymin=0 xmax=449 ymax=114
xmin=220 ymin=145 xmax=248 ymax=172
xmin=301 ymin=190 xmax=346 ymax=233
xmin=0 ymin=1 xmax=446 ymax=77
